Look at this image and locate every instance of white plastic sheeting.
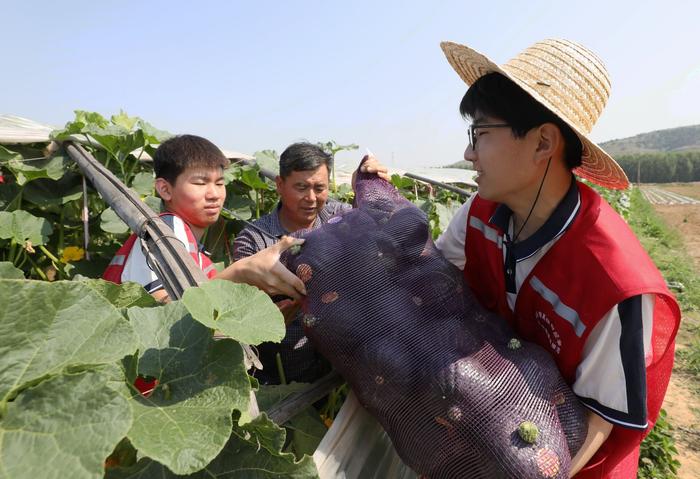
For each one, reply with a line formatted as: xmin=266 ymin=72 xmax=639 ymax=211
xmin=0 ymin=115 xmax=55 ymax=144
xmin=314 ymin=392 xmax=418 ymax=479
xmin=0 ymin=114 xmax=253 ymax=160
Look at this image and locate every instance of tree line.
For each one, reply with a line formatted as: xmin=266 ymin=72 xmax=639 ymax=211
xmin=617 ymin=150 xmax=700 ymax=183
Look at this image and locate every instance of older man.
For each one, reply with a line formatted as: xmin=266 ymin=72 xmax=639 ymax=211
xmin=234 ymin=142 xmax=352 ymax=384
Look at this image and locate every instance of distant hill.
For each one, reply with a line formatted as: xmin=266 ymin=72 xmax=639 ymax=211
xmin=600 ymin=124 xmax=700 ymax=157
xmin=445 ymin=124 xmax=700 ymax=168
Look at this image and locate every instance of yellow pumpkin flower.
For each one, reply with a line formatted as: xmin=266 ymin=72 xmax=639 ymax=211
xmin=61 ymin=246 xmax=85 ymax=263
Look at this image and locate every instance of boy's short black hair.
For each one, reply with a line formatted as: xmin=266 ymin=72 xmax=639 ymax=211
xmin=153 ymin=134 xmax=229 ymax=184
xmin=460 ymin=72 xmax=583 ymax=169
xmin=279 ymin=142 xmax=332 ymax=178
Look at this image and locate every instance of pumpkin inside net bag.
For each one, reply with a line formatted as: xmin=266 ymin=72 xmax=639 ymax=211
xmin=282 ymin=167 xmax=588 ymax=478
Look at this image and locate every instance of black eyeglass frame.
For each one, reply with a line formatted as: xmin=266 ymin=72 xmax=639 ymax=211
xmin=468 ymin=123 xmax=511 ymax=149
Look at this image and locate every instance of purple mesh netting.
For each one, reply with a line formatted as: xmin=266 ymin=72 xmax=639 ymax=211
xmin=283 ymin=170 xmax=588 ymax=478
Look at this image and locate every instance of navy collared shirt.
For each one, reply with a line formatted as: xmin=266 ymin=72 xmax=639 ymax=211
xmin=490 ymin=176 xmax=581 ymax=293
xmin=233 ymin=198 xmax=351 ymax=259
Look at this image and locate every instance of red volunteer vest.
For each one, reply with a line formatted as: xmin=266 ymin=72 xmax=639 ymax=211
xmin=103 ymin=213 xmax=217 ymax=284
xmin=464 ymin=182 xmax=680 ymax=478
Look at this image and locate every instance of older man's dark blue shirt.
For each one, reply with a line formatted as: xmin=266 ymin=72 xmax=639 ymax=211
xmin=233 ymin=198 xmax=351 ymax=384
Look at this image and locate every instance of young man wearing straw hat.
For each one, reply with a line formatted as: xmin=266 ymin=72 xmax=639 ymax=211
xmin=424 ymin=39 xmax=681 ymax=477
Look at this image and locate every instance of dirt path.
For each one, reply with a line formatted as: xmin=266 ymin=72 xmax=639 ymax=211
xmin=649 ymin=183 xmax=700 ymax=478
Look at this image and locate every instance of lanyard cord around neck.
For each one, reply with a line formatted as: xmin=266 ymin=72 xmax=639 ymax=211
xmin=510 ymin=156 xmax=552 ymax=245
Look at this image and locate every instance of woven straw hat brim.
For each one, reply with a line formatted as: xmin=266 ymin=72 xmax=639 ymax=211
xmin=440 ymin=41 xmax=629 ymax=190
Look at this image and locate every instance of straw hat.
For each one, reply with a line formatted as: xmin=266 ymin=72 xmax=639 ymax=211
xmin=440 ymin=39 xmax=629 ymax=189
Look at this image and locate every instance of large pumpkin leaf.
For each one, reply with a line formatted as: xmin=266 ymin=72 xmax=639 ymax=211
xmin=256 ymin=383 xmax=310 ymax=411
xmin=138 ymin=119 xmax=172 ymax=144
xmin=3 ymin=153 xmax=68 ymax=185
xmin=182 ymin=280 xmax=285 ymax=345
xmin=143 ymin=195 xmax=163 ymax=213
xmin=256 ymin=384 xmax=327 ymax=459
xmin=0 ymin=210 xmax=53 ymax=245
xmin=0 ymin=279 xmax=138 ymax=404
xmin=125 ymin=302 xmax=253 ymax=475
xmin=434 ymin=201 xmax=463 ymax=231
xmin=79 ymin=278 xmax=158 ymax=309
xmin=238 ymin=164 xmax=270 ymax=190
xmin=207 ymin=413 xmax=320 ymax=478
xmin=0 ymin=369 xmax=132 ymax=479
xmin=253 ymin=149 xmax=280 ymax=175
xmin=50 ymin=110 xmax=109 ymax=141
xmin=111 ymin=110 xmax=139 ymax=131
xmin=0 ymin=261 xmax=24 ymax=279
xmin=100 ymin=206 xmax=129 ymax=234
xmin=22 ymin=173 xmax=84 ymax=208
xmin=105 ymin=413 xmax=319 ymax=479
xmin=82 ymin=123 xmax=131 ymax=156
xmin=0 ymin=181 xmax=22 ymax=211
xmin=222 ymin=192 xmax=255 ymax=221
xmin=130 ymin=171 xmax=154 ymax=196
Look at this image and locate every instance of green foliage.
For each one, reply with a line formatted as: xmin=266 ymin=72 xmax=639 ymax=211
xmin=638 ymin=409 xmax=681 ymax=479
xmin=616 ymin=150 xmax=700 ymax=183
xmin=105 ymin=413 xmax=319 ymax=478
xmin=587 ymin=181 xmax=631 ymax=220
xmin=626 ymin=187 xmax=700 ymax=312
xmin=182 ymin=279 xmax=286 ymax=345
xmin=78 ymin=277 xmax=158 ymax=309
xmin=0 ymin=144 xmax=68 ymax=185
xmin=0 ymin=261 xmax=24 ymax=278
xmin=0 ymin=279 xmax=139 ymax=479
xmin=0 ymin=280 xmax=138 ymax=403
xmin=125 ymin=302 xmax=254 ymax=474
xmin=390 ymin=173 xmax=466 ymax=238
xmin=0 ymin=110 xmax=173 ymax=280
xmin=0 ymin=278 xmax=302 ymax=478
xmin=257 ymin=383 xmax=336 ymax=461
xmin=51 ymin=110 xmax=170 ymax=186
xmin=677 ymin=337 xmax=700 ymax=376
xmin=253 ymin=149 xmax=280 ymax=175
xmin=0 ymin=209 xmax=53 ymax=245
xmin=1 ymin=369 xmax=133 ymax=479
xmin=316 ymin=140 xmax=359 ymax=193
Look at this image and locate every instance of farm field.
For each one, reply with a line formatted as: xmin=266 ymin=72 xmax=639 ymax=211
xmin=647 ymin=183 xmax=700 ymax=479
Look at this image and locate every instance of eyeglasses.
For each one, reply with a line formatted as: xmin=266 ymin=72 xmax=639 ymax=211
xmin=467 ymin=123 xmax=510 ymax=149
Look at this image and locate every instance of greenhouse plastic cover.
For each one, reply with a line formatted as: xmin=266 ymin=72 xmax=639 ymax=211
xmin=0 ymin=114 xmax=253 ymax=160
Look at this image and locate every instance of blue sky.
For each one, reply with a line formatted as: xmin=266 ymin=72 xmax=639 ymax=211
xmin=5 ymin=0 xmax=699 ymax=169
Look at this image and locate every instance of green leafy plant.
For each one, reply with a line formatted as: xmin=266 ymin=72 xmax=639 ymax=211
xmin=638 ymin=409 xmax=681 ymax=479
xmin=0 ymin=278 xmax=317 ymax=478
xmin=316 ymin=140 xmax=358 ymax=193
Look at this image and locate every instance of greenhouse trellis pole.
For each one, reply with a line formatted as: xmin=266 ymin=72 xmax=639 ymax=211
xmin=63 ymin=141 xmax=207 ymax=300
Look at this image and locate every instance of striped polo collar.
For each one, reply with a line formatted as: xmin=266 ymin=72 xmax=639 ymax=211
xmin=490 ymin=176 xmax=580 ymax=261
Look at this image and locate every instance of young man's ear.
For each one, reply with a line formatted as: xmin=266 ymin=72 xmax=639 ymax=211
xmin=534 ymin=123 xmax=562 ymax=163
xmin=155 ymin=178 xmax=173 ymax=202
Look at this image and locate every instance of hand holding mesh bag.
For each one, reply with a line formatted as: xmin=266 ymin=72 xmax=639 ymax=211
xmin=283 ymin=168 xmax=589 ymax=478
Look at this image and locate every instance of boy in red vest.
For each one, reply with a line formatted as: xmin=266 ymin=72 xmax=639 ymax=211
xmin=104 ymin=134 xmax=305 ymax=302
xmin=363 ymin=39 xmax=680 ymax=477
xmin=435 ymin=40 xmax=680 ymax=478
